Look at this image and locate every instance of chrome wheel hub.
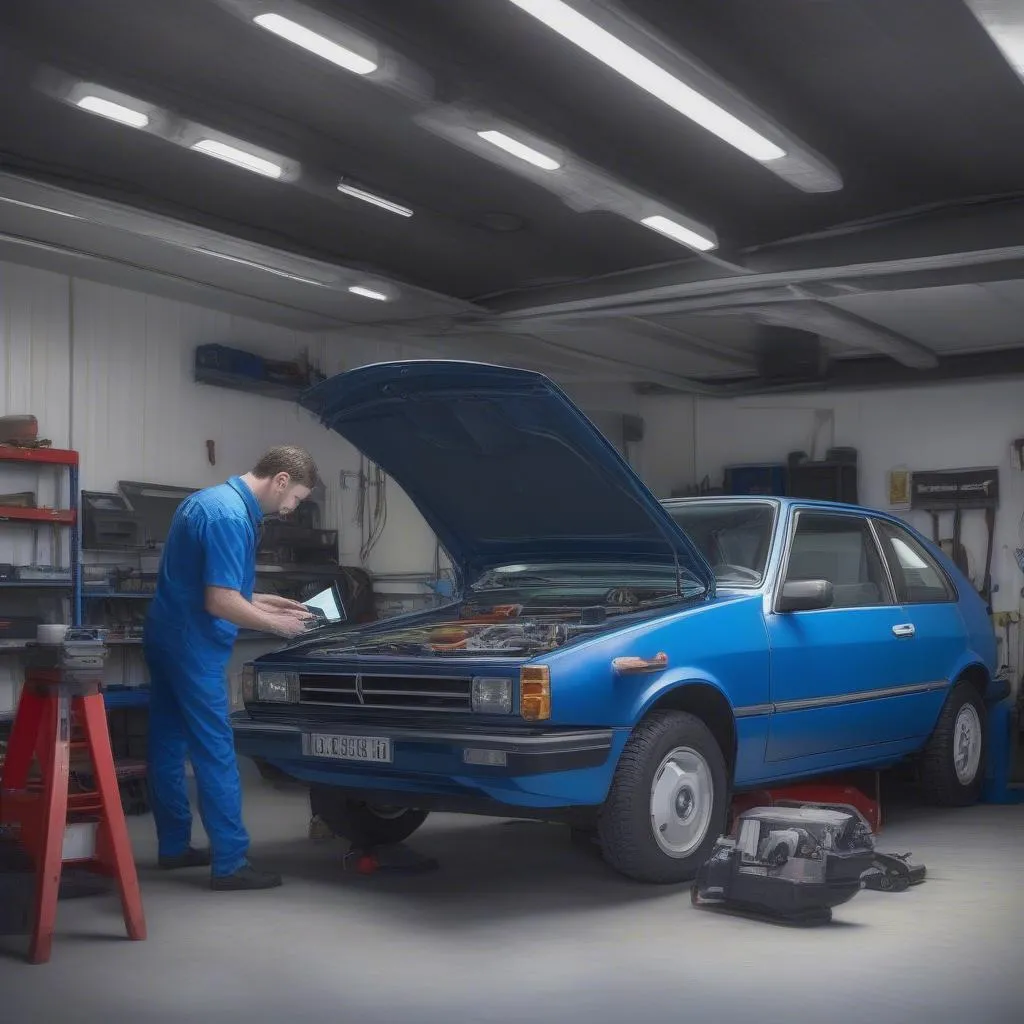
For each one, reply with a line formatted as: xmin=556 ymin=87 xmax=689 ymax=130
xmin=650 ymin=746 xmax=714 ymax=858
xmin=367 ymin=805 xmax=408 ymax=820
xmin=953 ymin=704 xmax=982 ymax=785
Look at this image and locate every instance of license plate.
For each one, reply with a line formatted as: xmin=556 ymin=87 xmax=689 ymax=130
xmin=303 ymin=733 xmax=392 ymax=763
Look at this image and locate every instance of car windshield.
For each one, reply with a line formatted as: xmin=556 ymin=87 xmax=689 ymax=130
xmin=664 ymin=501 xmax=775 ymax=586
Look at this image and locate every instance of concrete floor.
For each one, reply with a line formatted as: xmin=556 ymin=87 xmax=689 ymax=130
xmin=3 ymin=766 xmax=1023 ymax=1024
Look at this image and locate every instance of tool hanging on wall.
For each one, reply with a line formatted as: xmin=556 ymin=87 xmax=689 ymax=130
xmin=911 ymin=467 xmax=999 ymax=606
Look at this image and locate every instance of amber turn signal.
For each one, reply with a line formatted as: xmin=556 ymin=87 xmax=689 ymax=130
xmin=520 ymin=665 xmax=551 ymax=720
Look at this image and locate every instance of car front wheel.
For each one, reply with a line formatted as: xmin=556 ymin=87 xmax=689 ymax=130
xmin=309 ymin=786 xmax=429 ymax=846
xmin=597 ymin=710 xmax=728 ymax=884
xmin=920 ymin=680 xmax=987 ymax=806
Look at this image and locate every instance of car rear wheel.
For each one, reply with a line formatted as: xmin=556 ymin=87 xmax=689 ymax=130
xmin=920 ymin=680 xmax=987 ymax=806
xmin=308 ymin=786 xmax=429 ymax=846
xmin=597 ymin=710 xmax=728 ymax=884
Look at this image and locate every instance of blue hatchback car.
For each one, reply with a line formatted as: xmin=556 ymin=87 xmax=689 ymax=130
xmin=233 ymin=360 xmax=1001 ymax=883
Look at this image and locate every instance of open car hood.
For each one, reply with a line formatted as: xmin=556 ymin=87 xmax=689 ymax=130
xmin=301 ymin=361 xmax=715 ymax=592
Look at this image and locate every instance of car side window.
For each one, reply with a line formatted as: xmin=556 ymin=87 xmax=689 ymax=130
xmin=873 ymin=519 xmax=956 ymax=604
xmin=783 ymin=512 xmax=891 ymax=609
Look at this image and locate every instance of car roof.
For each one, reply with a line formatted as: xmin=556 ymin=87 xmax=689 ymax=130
xmin=660 ymin=494 xmax=887 ymax=517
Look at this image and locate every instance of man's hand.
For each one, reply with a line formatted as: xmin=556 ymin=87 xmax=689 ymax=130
xmin=269 ymin=608 xmax=315 ymax=639
xmin=254 ymin=593 xmax=309 ymax=613
xmin=206 ymin=586 xmax=314 ymax=637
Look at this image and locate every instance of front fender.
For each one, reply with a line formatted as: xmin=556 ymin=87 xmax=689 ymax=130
xmin=631 ymin=669 xmax=734 ymax=723
xmin=543 ymin=592 xmax=771 ymax=728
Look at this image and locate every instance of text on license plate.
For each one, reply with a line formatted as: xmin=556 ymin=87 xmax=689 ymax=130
xmin=304 ymin=733 xmax=392 ymax=763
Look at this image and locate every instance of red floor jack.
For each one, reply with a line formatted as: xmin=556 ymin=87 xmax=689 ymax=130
xmin=341 ymin=843 xmax=439 ymax=876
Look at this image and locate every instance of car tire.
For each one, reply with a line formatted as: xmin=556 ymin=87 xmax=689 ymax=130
xmin=308 ymin=786 xmax=429 ymax=846
xmin=597 ymin=710 xmax=728 ymax=884
xmin=919 ymin=680 xmax=987 ymax=806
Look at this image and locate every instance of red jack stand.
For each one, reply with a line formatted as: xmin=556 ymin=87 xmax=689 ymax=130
xmin=0 ymin=666 xmax=146 ymax=963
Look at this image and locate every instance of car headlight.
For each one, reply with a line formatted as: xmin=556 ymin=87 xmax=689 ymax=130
xmin=472 ymin=676 xmax=513 ymax=714
xmin=257 ymin=671 xmax=299 ymax=703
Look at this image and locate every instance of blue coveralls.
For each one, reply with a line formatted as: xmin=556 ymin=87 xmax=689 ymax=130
xmin=144 ymin=476 xmax=263 ymax=877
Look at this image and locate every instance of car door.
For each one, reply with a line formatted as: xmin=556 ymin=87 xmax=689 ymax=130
xmin=765 ymin=507 xmax=927 ymax=763
xmin=869 ymin=517 xmax=965 ymax=732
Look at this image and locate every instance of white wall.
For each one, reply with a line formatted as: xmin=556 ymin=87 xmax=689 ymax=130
xmin=0 ymin=260 xmax=443 ymax=711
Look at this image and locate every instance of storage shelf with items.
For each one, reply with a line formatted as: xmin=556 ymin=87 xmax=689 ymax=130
xmin=0 ymin=440 xmax=81 ymax=726
xmin=78 ymin=476 xmax=348 ymax=716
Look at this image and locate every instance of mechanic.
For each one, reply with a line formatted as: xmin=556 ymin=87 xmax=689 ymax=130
xmin=144 ymin=445 xmax=318 ymax=891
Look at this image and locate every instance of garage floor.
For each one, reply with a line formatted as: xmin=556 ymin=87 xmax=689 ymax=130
xmin=2 ymin=766 xmax=1023 ymax=1024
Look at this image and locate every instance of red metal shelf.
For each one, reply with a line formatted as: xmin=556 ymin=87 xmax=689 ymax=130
xmin=0 ymin=446 xmax=78 ymax=467
xmin=0 ymin=506 xmax=76 ymax=524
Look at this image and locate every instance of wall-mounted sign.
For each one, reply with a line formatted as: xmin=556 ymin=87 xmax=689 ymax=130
xmin=909 ymin=467 xmax=999 ymax=510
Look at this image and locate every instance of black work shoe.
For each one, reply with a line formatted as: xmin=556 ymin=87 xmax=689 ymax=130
xmin=158 ymin=847 xmax=212 ymax=870
xmin=210 ymin=863 xmax=283 ymax=891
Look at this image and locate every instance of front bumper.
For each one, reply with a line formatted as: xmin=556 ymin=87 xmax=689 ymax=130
xmin=231 ymin=710 xmax=623 ymax=809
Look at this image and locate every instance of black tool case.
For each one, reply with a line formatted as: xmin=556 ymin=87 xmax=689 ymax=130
xmin=692 ymin=805 xmax=877 ymax=924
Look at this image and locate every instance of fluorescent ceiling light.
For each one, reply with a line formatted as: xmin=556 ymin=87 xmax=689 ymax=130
xmin=478 ymin=130 xmax=561 ymax=170
xmin=0 ymin=196 xmax=80 ymax=219
xmin=337 ymin=182 xmax=413 ymax=217
xmin=195 ymin=248 xmax=324 ymax=285
xmin=349 ymin=285 xmax=389 ymax=301
xmin=253 ymin=13 xmax=377 ymax=74
xmin=76 ymin=94 xmax=150 ymax=129
xmin=190 ymin=139 xmax=283 ymax=178
xmin=507 ymin=0 xmax=784 ymax=162
xmin=963 ymin=1 xmax=1024 ymax=80
xmin=641 ymin=214 xmax=716 ymax=252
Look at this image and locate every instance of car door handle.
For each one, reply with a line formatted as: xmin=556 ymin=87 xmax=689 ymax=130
xmin=892 ymin=623 xmax=916 ymax=639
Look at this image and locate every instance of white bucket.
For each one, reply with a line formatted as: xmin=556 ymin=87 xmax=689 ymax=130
xmin=36 ymin=624 xmax=69 ymax=645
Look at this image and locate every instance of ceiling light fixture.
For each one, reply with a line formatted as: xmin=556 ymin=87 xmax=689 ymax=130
xmin=478 ymin=130 xmax=561 ymax=170
xmin=76 ymin=94 xmax=150 ymax=129
xmin=190 ymin=139 xmax=284 ymax=178
xmin=963 ymin=1 xmax=1024 ymax=81
xmin=0 ymin=196 xmax=80 ymax=219
xmin=506 ymin=0 xmax=785 ymax=162
xmin=640 ymin=214 xmax=716 ymax=252
xmin=195 ymin=248 xmax=324 ymax=285
xmin=337 ymin=182 xmax=413 ymax=217
xmin=253 ymin=13 xmax=378 ymax=74
xmin=348 ymin=285 xmax=389 ymax=301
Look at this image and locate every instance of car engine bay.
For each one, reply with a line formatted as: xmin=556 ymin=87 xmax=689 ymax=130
xmin=307 ymin=582 xmax=684 ymax=657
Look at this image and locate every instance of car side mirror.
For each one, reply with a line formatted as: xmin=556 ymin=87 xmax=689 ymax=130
xmin=778 ymin=579 xmax=834 ymax=613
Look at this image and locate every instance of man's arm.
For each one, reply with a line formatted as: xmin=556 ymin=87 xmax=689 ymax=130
xmin=206 ymin=587 xmax=310 ymax=637
xmin=199 ymin=510 xmax=310 ymax=638
xmin=253 ymin=593 xmax=308 ymax=613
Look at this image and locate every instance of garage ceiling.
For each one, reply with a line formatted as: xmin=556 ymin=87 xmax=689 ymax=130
xmin=2 ymin=0 xmax=1024 ymax=391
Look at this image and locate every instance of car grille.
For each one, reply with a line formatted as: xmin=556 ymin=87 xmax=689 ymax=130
xmin=298 ymin=673 xmax=473 ymax=713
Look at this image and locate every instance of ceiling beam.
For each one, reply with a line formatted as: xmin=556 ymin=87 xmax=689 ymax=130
xmin=738 ymin=300 xmax=938 ymax=370
xmin=487 ymin=195 xmax=1024 ymax=319
xmin=618 ymin=315 xmax=752 ymax=369
xmin=412 ymin=325 xmax=719 ymax=394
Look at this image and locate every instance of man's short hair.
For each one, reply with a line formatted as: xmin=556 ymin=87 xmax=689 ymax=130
xmin=252 ymin=445 xmax=319 ymax=488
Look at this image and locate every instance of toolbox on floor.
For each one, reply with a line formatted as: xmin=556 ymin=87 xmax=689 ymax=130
xmin=692 ymin=805 xmax=877 ymax=924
